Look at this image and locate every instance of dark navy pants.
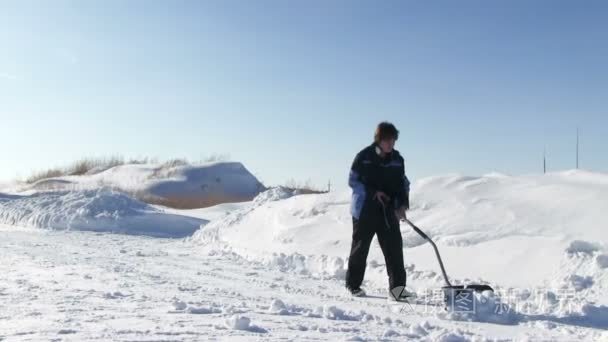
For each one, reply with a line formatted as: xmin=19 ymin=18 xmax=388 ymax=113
xmin=345 ymin=203 xmax=406 ymax=290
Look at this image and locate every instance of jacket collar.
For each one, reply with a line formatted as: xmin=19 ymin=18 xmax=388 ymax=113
xmin=371 ymin=143 xmax=393 ymax=160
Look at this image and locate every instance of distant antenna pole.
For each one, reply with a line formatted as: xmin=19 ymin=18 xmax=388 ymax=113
xmin=576 ymin=127 xmax=579 ymax=169
xmin=327 ymin=179 xmax=331 ymax=193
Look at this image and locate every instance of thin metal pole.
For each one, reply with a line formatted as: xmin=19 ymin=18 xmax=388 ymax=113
xmin=403 ymin=218 xmax=453 ymax=287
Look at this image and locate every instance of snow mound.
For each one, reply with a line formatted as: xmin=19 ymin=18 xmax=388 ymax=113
xmin=252 ymin=186 xmax=298 ymax=205
xmin=224 ymin=315 xmax=267 ymax=333
xmin=409 ymin=323 xmax=429 ymax=336
xmin=191 ymin=187 xmax=299 ymax=244
xmin=172 ymin=300 xmax=188 ymax=311
xmin=193 ymin=171 xmax=608 ymax=288
xmin=434 ymin=332 xmax=469 ymax=342
xmin=191 ymin=189 xmax=345 ymax=272
xmin=0 ymin=188 xmax=204 ymax=237
xmin=382 ymin=329 xmax=401 ymax=338
xmin=147 ymin=162 xmax=265 ymax=208
xmin=268 ymin=299 xmax=290 ymax=315
xmin=316 ymin=305 xmax=362 ymax=321
xmin=21 ymin=161 xmax=265 ymax=209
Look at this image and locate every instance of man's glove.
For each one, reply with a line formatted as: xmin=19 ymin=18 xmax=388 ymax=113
xmin=373 ymin=191 xmax=390 ymax=206
xmin=395 ymin=206 xmax=407 ymax=221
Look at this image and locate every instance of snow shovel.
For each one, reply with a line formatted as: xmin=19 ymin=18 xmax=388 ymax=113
xmin=402 ymin=218 xmax=494 ymax=310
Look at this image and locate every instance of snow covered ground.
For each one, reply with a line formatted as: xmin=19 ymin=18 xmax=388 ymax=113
xmin=1 ymin=170 xmax=607 ymax=341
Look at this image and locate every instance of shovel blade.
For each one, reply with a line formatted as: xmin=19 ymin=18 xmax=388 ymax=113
xmin=442 ymin=285 xmax=494 ymax=312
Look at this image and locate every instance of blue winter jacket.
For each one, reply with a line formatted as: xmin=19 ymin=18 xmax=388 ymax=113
xmin=348 ymin=144 xmax=410 ymax=219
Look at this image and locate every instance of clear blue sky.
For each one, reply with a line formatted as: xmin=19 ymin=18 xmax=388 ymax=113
xmin=1 ymin=0 xmax=607 ymax=189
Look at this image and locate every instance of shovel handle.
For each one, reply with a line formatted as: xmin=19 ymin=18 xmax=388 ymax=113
xmin=403 ymin=218 xmax=453 ymax=287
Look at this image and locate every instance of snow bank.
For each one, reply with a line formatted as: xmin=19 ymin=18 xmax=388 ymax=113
xmin=408 ymin=170 xmax=608 ymax=246
xmin=192 ymin=170 xmax=608 ymax=327
xmin=193 ymin=171 xmax=608 ymax=284
xmin=0 ymin=188 xmax=204 ymax=237
xmin=192 ymin=187 xmax=299 ymax=244
xmin=21 ymin=161 xmax=264 ymax=209
xmin=146 ymin=162 xmax=265 ymax=208
xmin=252 ymin=186 xmax=298 ymax=205
xmin=191 ymin=187 xmax=348 ymax=277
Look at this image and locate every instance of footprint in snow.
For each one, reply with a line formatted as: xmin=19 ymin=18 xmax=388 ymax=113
xmin=103 ymin=291 xmax=130 ymax=299
xmin=58 ymin=329 xmax=77 ymax=335
xmin=178 ymin=285 xmax=201 ymax=292
xmin=187 ymin=306 xmax=222 ymax=315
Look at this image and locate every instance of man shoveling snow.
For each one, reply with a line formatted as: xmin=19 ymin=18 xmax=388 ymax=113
xmin=345 ymin=121 xmax=412 ymax=302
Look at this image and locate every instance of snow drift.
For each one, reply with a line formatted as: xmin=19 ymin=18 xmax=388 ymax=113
xmin=145 ymin=162 xmax=265 ymax=208
xmin=0 ymin=188 xmax=204 ymax=238
xmin=21 ymin=161 xmax=265 ymax=209
xmin=191 ymin=170 xmax=608 ymax=327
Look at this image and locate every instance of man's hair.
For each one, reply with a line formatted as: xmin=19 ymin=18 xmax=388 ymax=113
xmin=374 ymin=121 xmax=399 ymax=143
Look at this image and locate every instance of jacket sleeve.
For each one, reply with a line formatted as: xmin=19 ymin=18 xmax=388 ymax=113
xmin=348 ymin=169 xmax=365 ymax=194
xmin=348 ymin=151 xmax=377 ymax=196
xmin=402 ymin=174 xmax=410 ymax=210
xmin=348 ymin=151 xmax=373 ymax=219
xmin=395 ymin=156 xmax=410 ymax=210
